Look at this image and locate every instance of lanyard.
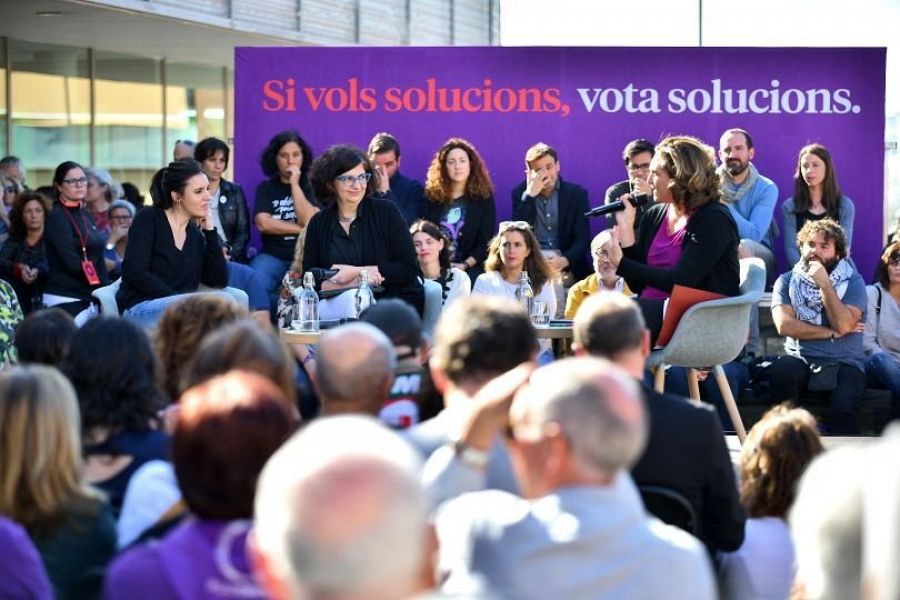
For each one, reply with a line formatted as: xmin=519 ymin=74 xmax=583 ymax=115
xmin=61 ymin=204 xmax=90 ymax=259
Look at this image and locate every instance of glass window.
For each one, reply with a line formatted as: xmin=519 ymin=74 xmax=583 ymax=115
xmin=10 ymin=40 xmax=90 ymax=188
xmin=165 ymin=62 xmax=228 ymax=167
xmin=94 ymin=50 xmax=163 ymax=200
xmin=0 ymin=40 xmax=7 ymax=158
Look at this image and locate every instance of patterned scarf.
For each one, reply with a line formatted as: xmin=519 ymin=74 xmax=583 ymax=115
xmin=788 ymin=258 xmax=854 ymax=324
xmin=718 ymin=162 xmax=760 ymax=205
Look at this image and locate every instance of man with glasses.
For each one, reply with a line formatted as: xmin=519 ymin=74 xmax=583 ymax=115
xmin=564 ymin=230 xmax=632 ymax=318
xmin=103 ymin=200 xmax=134 ymax=279
xmin=0 ymin=156 xmax=27 ymax=188
xmin=604 ymin=139 xmax=655 ymax=230
xmin=511 ymin=143 xmax=591 ymax=282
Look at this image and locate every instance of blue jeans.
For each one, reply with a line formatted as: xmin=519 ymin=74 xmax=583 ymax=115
xmin=250 ymin=253 xmax=292 ymax=314
xmin=227 ymin=261 xmax=269 ymax=311
xmin=124 ymin=291 xmax=237 ymax=330
xmin=865 ymin=352 xmax=900 ymax=417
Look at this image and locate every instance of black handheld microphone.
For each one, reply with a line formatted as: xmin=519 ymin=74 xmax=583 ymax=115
xmin=584 ymin=193 xmax=652 ymax=218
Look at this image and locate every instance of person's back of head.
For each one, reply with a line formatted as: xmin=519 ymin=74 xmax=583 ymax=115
xmin=315 ymin=322 xmax=396 ymax=415
xmin=14 ymin=308 xmax=76 ymax=366
xmin=510 ymin=357 xmax=647 ymax=494
xmin=253 ymin=415 xmax=427 ymax=600
xmin=431 ymin=296 xmax=537 ymax=391
xmin=360 ymin=299 xmax=423 ymax=360
xmin=573 ymin=292 xmax=647 ymax=358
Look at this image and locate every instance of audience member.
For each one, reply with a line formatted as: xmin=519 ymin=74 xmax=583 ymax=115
xmin=43 ymin=161 xmax=109 ymax=325
xmin=511 ymin=142 xmax=591 ymax=283
xmin=368 ymin=131 xmax=426 ymax=224
xmin=13 ymin=307 xmax=76 ymax=366
xmin=0 ymin=155 xmax=27 ymax=186
xmin=194 ymin=137 xmax=250 ymax=262
xmin=252 ymin=415 xmax=429 ymax=600
xmin=719 ymin=405 xmax=823 ymax=600
xmin=791 ymin=423 xmax=900 ymax=599
xmin=0 ymin=272 xmax=23 ymax=365
xmin=172 ymin=139 xmax=195 ymax=161
xmin=103 ymin=199 xmax=134 ymax=279
xmin=120 ymin=182 xmax=145 ymax=211
xmin=312 ymin=322 xmax=395 ymax=416
xmin=572 ymin=292 xmax=745 ymax=554
xmin=565 ymin=230 xmax=632 ymax=318
xmin=604 ymin=138 xmax=655 ymax=230
xmin=768 ymin=218 xmax=867 ymax=434
xmin=154 ymin=294 xmax=248 ymax=402
xmin=117 ymin=160 xmax=230 ymax=328
xmin=85 ymin=168 xmax=121 ymax=235
xmin=0 ymin=190 xmax=51 ymax=313
xmin=473 ymin=220 xmax=556 ymax=360
xmin=0 ymin=516 xmax=54 ymax=599
xmin=435 ymin=357 xmax=715 ymax=599
xmin=361 ymin=299 xmax=428 ymax=428
xmin=410 ymin=219 xmax=471 ymax=307
xmin=0 ymin=365 xmax=116 ymax=598
xmin=251 ymin=130 xmax=318 ymax=314
xmin=781 ymin=143 xmax=855 ymax=267
xmin=304 ymin=144 xmax=423 ymax=317
xmin=424 ymin=138 xmax=496 ymax=281
xmin=605 ymin=135 xmax=740 ymax=344
xmin=863 ymin=240 xmax=900 ymax=419
xmin=0 ymin=174 xmax=24 ymax=243
xmin=410 ymin=296 xmax=537 ymax=504
xmin=62 ymin=317 xmax=168 ymax=515
xmin=105 ymin=371 xmax=297 ymax=599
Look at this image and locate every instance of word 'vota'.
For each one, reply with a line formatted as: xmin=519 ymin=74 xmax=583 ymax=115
xmin=577 ymin=79 xmax=858 ymax=115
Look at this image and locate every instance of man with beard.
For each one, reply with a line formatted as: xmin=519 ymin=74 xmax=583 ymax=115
xmin=718 ymin=129 xmax=778 ymax=275
xmin=768 ymin=219 xmax=867 ymax=434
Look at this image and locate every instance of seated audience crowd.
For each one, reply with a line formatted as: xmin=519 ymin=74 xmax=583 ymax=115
xmin=0 ymin=123 xmax=897 ymax=600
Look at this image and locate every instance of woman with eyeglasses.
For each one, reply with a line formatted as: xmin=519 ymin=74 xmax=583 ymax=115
xmin=43 ymin=161 xmax=110 ymax=325
xmin=606 ymin=135 xmax=740 ymax=343
xmin=410 ymin=219 xmax=471 ymax=307
xmin=424 ymin=138 xmax=496 ymax=282
xmin=117 ymin=160 xmax=229 ymax=329
xmin=863 ymin=240 xmax=900 ymax=414
xmin=0 ymin=191 xmax=51 ymax=314
xmin=304 ymin=144 xmax=422 ymax=318
xmin=0 ymin=176 xmax=23 ymax=245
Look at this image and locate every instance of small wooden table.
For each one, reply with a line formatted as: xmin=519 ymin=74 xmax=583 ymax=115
xmin=280 ymin=324 xmax=573 ymax=346
xmin=534 ymin=325 xmax=573 ymax=340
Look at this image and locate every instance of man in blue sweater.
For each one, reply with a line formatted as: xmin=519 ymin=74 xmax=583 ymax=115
xmin=719 ymin=128 xmax=779 ymax=356
xmin=368 ymin=132 xmax=426 ymax=225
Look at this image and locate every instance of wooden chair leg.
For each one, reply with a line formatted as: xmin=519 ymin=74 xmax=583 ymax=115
xmin=686 ymin=369 xmax=701 ymax=405
xmin=713 ymin=364 xmax=747 ymax=443
xmin=654 ymin=364 xmax=665 ymax=393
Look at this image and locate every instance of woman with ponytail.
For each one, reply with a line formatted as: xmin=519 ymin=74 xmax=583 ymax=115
xmin=43 ymin=161 xmax=109 ymax=325
xmin=116 ymin=160 xmax=228 ymax=328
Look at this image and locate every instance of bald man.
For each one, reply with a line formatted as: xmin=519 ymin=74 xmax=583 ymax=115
xmin=312 ymin=322 xmax=396 ymax=416
xmin=435 ymin=357 xmax=715 ymax=599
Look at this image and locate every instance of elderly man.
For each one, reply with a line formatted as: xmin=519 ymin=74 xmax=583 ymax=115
xmin=313 ymin=322 xmax=396 ymax=416
xmin=565 ymin=230 xmax=633 ymax=318
xmin=435 ymin=357 xmax=715 ymax=599
xmin=572 ymin=291 xmax=745 ymax=554
xmin=252 ymin=415 xmax=430 ymax=600
xmin=769 ymin=218 xmax=867 ymax=434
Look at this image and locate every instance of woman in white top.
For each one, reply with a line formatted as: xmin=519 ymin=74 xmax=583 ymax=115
xmin=473 ymin=221 xmax=556 ymax=360
xmin=719 ymin=405 xmax=824 ymax=600
xmin=410 ymin=219 xmax=470 ymax=308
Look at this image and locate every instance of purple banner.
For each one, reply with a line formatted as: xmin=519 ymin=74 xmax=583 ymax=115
xmin=235 ymin=46 xmax=886 ymax=278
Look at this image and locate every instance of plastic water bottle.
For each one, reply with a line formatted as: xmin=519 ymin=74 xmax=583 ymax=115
xmin=355 ymin=269 xmax=376 ymax=317
xmin=515 ymin=271 xmax=534 ymax=316
xmin=295 ymin=271 xmax=319 ymax=331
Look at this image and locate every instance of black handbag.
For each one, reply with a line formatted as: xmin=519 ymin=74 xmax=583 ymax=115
xmin=807 ymin=362 xmax=840 ymax=392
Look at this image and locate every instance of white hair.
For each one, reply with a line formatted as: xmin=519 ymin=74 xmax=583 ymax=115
xmin=254 ymin=415 xmax=426 ymax=600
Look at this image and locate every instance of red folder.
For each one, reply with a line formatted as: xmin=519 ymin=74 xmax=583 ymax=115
xmin=656 ymin=285 xmax=727 ymax=347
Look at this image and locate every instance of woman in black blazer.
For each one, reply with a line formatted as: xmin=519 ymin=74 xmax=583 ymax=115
xmin=423 ymin=137 xmax=496 ymax=282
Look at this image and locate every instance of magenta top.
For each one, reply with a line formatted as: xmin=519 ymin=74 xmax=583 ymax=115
xmin=641 ymin=208 xmax=687 ymax=300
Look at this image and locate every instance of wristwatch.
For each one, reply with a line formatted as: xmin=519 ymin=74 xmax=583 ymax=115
xmin=105 ymin=243 xmax=115 ymax=251
xmin=453 ymin=440 xmax=490 ymax=469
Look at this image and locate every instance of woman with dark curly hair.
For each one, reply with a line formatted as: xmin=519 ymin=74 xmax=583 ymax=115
xmin=410 ymin=219 xmax=470 ymax=307
xmin=606 ymin=135 xmax=740 ymax=343
xmin=62 ymin=317 xmax=168 ymax=515
xmin=423 ymin=138 xmax=496 ymax=281
xmin=0 ymin=190 xmax=51 ymax=313
xmin=781 ymin=143 xmax=855 ymax=266
xmin=720 ymin=405 xmax=823 ymax=600
xmin=304 ymin=144 xmax=422 ymax=317
xmin=251 ymin=130 xmax=318 ymax=313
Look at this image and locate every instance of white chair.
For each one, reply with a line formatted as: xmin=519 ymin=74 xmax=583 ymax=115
xmin=646 ymin=258 xmax=766 ymax=443
xmin=421 ymin=278 xmax=443 ymax=338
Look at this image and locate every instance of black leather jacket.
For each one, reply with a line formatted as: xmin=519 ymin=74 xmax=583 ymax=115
xmin=217 ymin=179 xmax=251 ymax=263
